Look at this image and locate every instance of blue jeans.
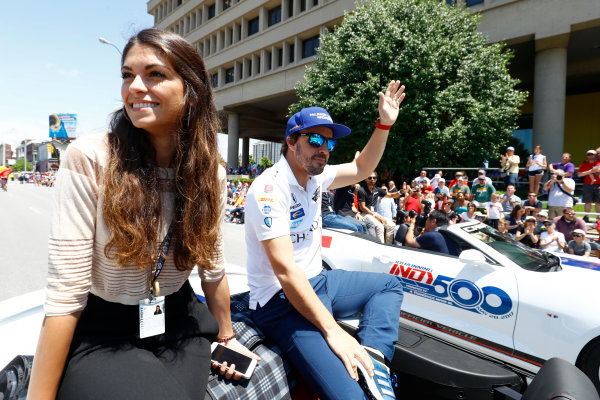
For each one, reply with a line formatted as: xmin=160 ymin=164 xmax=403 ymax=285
xmin=252 ymin=269 xmax=403 ymax=400
xmin=504 ymin=172 xmax=518 ymax=189
xmin=323 ymin=213 xmax=365 ymax=233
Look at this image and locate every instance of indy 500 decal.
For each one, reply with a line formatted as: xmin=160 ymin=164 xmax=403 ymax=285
xmin=389 ymin=263 xmax=513 ymax=319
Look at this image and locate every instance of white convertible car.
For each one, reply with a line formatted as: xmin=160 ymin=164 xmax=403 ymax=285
xmin=321 ymin=220 xmax=600 ymax=392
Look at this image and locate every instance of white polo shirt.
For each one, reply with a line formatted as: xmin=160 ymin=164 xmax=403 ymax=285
xmin=245 ymin=157 xmax=338 ymax=309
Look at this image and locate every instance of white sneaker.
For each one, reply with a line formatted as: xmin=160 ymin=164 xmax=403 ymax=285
xmin=355 ymin=349 xmax=396 ymax=400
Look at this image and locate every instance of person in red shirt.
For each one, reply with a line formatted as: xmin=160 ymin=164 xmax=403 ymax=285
xmin=403 ymin=187 xmax=422 ymax=214
xmin=577 ymin=149 xmax=600 ymax=221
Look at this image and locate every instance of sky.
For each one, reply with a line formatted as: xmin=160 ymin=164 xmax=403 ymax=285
xmin=0 ymin=1 xmax=232 ymax=157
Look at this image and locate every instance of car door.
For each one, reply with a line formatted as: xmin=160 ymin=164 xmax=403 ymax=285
xmin=367 ymin=236 xmax=519 ymax=358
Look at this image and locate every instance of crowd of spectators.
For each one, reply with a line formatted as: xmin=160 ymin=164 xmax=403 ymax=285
xmin=318 ymin=145 xmax=599 ymax=257
xmin=225 ymin=145 xmax=599 ymax=256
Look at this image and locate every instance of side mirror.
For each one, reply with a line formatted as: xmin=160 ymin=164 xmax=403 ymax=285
xmin=459 ymin=249 xmax=494 ymax=271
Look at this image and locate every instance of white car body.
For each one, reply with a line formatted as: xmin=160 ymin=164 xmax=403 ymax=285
xmin=321 ymin=221 xmax=600 ymax=380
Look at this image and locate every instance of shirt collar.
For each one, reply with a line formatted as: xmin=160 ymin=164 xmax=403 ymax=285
xmin=277 ymin=156 xmax=316 ymax=192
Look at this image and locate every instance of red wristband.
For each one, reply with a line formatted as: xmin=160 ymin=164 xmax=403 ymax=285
xmin=375 ymin=119 xmax=392 ymax=131
xmin=216 ymin=333 xmax=236 ymax=345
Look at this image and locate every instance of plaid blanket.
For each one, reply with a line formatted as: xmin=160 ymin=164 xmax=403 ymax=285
xmin=205 ymin=291 xmax=298 ymax=400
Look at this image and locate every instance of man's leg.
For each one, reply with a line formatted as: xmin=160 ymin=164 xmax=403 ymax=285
xmin=382 ymin=218 xmax=396 ymax=244
xmin=362 ymin=214 xmax=385 ymax=243
xmin=324 ymin=213 xmax=364 ymax=232
xmin=316 ymin=269 xmax=403 ymax=362
xmin=252 ymin=291 xmax=369 ymax=400
xmin=548 ymin=206 xmax=563 ymax=219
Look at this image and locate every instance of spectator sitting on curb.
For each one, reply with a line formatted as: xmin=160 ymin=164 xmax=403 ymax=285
xmin=507 ymin=204 xmax=526 ymax=235
xmin=522 ymin=192 xmax=543 ymax=216
xmin=471 ymin=175 xmax=496 ymax=205
xmin=500 ymin=184 xmax=521 ymax=214
xmin=515 ymin=216 xmax=539 ymax=248
xmin=553 ymin=207 xmax=587 ymax=242
xmin=539 ymin=219 xmax=566 ymax=253
xmin=451 ymin=176 xmax=470 ymax=197
xmin=567 ymin=229 xmax=591 ymax=257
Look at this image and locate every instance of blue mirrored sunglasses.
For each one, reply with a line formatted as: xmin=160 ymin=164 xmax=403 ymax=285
xmin=298 ymin=133 xmax=336 ymax=151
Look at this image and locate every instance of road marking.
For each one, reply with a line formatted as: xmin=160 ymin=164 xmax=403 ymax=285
xmin=29 ymin=207 xmax=42 ymax=215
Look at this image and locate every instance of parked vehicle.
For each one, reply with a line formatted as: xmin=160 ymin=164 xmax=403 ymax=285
xmin=322 ymin=221 xmax=600 ymax=393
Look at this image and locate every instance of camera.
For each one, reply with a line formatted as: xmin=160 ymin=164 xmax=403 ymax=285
xmin=556 ymin=174 xmax=563 ymax=181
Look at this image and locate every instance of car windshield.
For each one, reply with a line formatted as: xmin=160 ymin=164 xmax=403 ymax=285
xmin=460 ymin=223 xmax=558 ymax=271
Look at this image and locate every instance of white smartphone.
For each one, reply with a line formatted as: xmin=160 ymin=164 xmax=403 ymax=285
xmin=210 ymin=342 xmax=257 ymax=379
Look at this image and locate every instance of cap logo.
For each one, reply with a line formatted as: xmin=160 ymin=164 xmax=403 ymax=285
xmin=309 ymin=112 xmax=333 ymax=122
xmin=289 ymin=124 xmax=301 ymax=132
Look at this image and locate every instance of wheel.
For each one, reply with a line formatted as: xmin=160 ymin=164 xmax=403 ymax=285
xmin=578 ymin=338 xmax=600 ymax=393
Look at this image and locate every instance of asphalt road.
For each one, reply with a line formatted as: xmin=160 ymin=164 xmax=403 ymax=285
xmin=0 ymin=181 xmax=247 ymax=302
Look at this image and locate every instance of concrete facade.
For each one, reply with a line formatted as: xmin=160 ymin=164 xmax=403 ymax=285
xmin=148 ymin=0 xmax=600 ymax=167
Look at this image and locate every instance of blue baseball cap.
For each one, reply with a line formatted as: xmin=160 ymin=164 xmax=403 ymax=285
xmin=286 ymin=107 xmax=351 ymax=139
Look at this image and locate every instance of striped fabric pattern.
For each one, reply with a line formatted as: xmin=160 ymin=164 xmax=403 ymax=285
xmin=45 ymin=133 xmax=225 ymax=316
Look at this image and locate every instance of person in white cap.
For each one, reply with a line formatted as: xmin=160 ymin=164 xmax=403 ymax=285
xmin=567 ymin=229 xmax=591 ymax=257
xmin=576 ymin=149 xmax=600 ymax=222
xmin=500 ymin=146 xmax=520 ymax=189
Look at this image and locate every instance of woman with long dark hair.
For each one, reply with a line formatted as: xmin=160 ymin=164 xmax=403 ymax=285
xmin=28 ymin=29 xmax=257 ymax=399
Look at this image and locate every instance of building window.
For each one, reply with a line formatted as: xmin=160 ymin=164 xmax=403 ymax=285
xmin=248 ymin=17 xmax=259 ymax=36
xmin=288 ymin=0 xmax=294 ymax=17
xmin=223 ymin=0 xmax=231 ymax=10
xmin=177 ymin=0 xmax=182 ymax=6
xmin=289 ymin=43 xmax=295 ymax=63
xmin=248 ymin=59 xmax=253 ymax=76
xmin=465 ymin=0 xmax=483 ymax=5
xmin=300 ymin=0 xmax=306 ymax=12
xmin=277 ymin=48 xmax=283 ymax=67
xmin=268 ymin=6 xmax=281 ymax=27
xmin=313 ymin=0 xmax=318 ymax=6
xmin=225 ymin=67 xmax=235 ymax=83
xmin=302 ymin=36 xmax=319 ymax=58
xmin=211 ymin=73 xmax=218 ymax=88
xmin=208 ymin=4 xmax=216 ymax=19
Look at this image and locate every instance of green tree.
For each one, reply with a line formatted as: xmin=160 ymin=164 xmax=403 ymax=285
xmin=291 ymin=0 xmax=527 ymax=175
xmin=13 ymin=158 xmax=33 ymax=171
xmin=259 ymin=156 xmax=273 ymax=169
xmin=248 ymin=155 xmax=256 ymax=165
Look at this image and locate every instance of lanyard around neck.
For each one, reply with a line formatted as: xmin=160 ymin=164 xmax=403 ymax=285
xmin=149 ymin=222 xmax=173 ymax=298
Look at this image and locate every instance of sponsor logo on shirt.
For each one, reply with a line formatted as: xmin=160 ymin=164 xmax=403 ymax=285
xmin=312 ymin=188 xmax=320 ymax=202
xmin=264 ymin=217 xmax=272 ymax=228
xmin=291 ymin=219 xmax=304 ymax=229
xmin=290 ymin=202 xmax=302 ymax=210
xmin=258 ymin=196 xmax=277 ymax=203
xmin=291 ymin=208 xmax=305 ymax=220
xmin=291 ymin=232 xmax=311 ymax=243
xmin=262 ymin=205 xmax=272 ymax=215
xmin=264 ymin=184 xmax=273 ymax=193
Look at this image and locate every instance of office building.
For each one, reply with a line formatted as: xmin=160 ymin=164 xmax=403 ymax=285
xmin=148 ymin=0 xmax=600 ymax=165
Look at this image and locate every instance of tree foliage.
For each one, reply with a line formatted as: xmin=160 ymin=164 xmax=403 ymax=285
xmin=13 ymin=158 xmax=33 ymax=172
xmin=291 ymin=0 xmax=527 ymax=176
xmin=259 ymin=156 xmax=273 ymax=169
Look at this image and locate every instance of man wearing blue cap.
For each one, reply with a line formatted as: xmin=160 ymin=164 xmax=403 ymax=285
xmin=245 ymin=81 xmax=405 ymax=400
xmin=500 ymin=146 xmax=520 ymax=189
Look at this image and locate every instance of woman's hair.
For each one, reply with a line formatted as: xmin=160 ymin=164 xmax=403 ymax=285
xmin=510 ymin=204 xmax=523 ymax=219
xmin=102 ymin=28 xmax=222 ymax=272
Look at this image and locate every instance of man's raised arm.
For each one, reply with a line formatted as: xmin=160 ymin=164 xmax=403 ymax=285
xmin=330 ymin=80 xmax=406 ymax=189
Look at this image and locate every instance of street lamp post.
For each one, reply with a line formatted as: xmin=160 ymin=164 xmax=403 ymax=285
xmin=98 ymin=37 xmax=122 ymax=55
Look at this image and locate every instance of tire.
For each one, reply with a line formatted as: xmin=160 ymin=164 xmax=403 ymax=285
xmin=578 ymin=338 xmax=600 ymax=393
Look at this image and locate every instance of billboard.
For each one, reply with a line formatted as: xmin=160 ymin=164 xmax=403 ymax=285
xmin=49 ymin=113 xmax=77 ymax=139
